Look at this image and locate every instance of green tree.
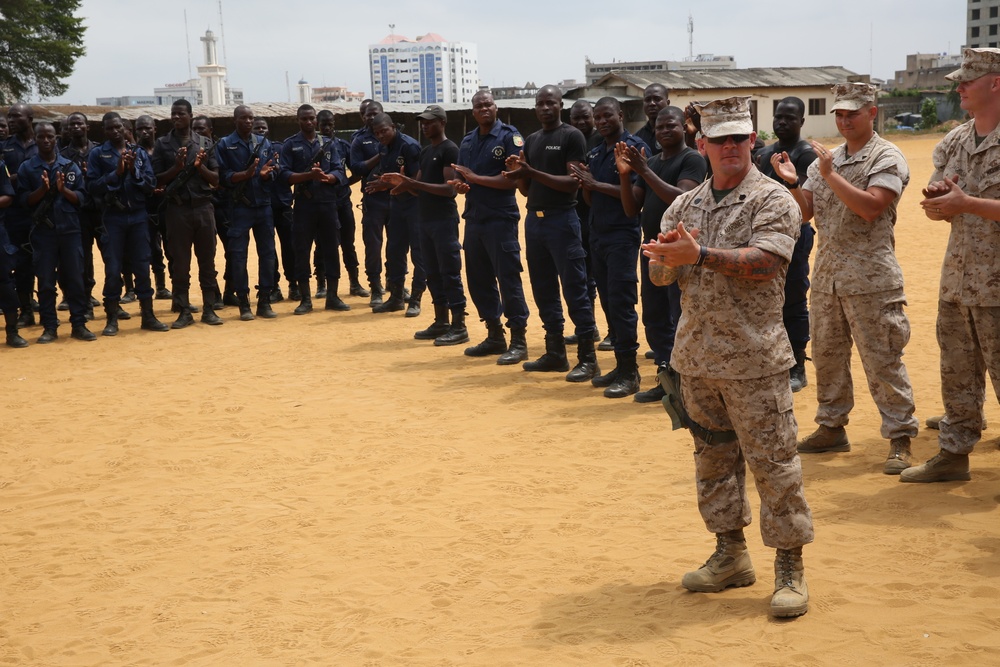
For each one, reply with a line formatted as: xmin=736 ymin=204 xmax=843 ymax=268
xmin=920 ymin=98 xmax=939 ymax=130
xmin=0 ymin=0 xmax=86 ymax=104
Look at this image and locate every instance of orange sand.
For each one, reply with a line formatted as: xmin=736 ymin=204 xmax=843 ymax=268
xmin=3 ymin=135 xmax=1000 ymax=666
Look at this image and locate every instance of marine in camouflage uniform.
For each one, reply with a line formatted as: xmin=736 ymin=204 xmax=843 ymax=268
xmin=903 ymin=48 xmax=1000 ymax=483
xmin=644 ymin=96 xmax=813 ymax=618
xmin=793 ymin=83 xmax=919 ymax=475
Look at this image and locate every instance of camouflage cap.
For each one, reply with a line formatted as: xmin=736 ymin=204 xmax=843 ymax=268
xmin=695 ymin=96 xmax=753 ymax=138
xmin=946 ymin=47 xmax=1000 ymax=82
xmin=830 ymin=83 xmax=878 ymax=112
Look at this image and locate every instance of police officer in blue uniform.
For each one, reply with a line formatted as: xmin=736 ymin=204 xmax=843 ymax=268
xmin=2 ymin=103 xmax=39 ymax=328
xmin=135 ymin=115 xmax=172 ymax=302
xmin=451 ymin=90 xmax=531 ymax=364
xmin=316 ymin=110 xmax=367 ymax=300
xmin=0 ymin=158 xmax=27 ymax=346
xmin=572 ymin=97 xmax=650 ymax=398
xmin=350 ymin=100 xmax=386 ymax=305
xmin=279 ymin=104 xmax=350 ymax=314
xmin=366 ymin=113 xmax=424 ymax=315
xmin=505 ymin=85 xmax=599 ymax=382
xmin=16 ymin=122 xmax=95 ymax=343
xmin=215 ymin=105 xmax=279 ymax=321
xmin=252 ymin=118 xmax=294 ymax=303
xmin=86 ymin=112 xmax=169 ymax=336
xmin=59 ymin=112 xmax=103 ymax=319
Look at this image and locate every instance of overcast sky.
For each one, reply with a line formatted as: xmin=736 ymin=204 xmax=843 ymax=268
xmin=46 ymin=0 xmax=967 ymax=105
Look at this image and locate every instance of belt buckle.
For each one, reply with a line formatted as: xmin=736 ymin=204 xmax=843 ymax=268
xmin=536 ymin=210 xmax=545 ymax=218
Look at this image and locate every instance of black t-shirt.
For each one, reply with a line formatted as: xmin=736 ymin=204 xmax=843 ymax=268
xmin=636 ymin=146 xmax=707 ymax=240
xmin=754 ymin=139 xmax=816 ymax=187
xmin=417 ymin=139 xmax=459 ymax=220
xmin=523 ymin=123 xmax=587 ymax=211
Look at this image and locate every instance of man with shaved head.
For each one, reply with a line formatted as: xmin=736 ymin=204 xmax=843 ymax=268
xmin=635 ymin=84 xmax=670 ymax=157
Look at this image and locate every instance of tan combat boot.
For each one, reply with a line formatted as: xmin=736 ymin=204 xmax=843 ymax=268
xmin=682 ymin=530 xmax=756 ymax=593
xmin=797 ymin=424 xmax=850 ymax=453
xmin=770 ymin=546 xmax=809 ymax=618
xmin=883 ymin=436 xmax=912 ymax=475
xmin=899 ymin=449 xmax=971 ymax=483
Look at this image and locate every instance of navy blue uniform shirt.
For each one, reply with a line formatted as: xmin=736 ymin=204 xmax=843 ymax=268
xmin=86 ymin=141 xmax=157 ymax=213
xmin=586 ymin=130 xmax=650 ymax=233
xmin=279 ymin=132 xmax=345 ymax=204
xmin=215 ymin=130 xmax=276 ymax=208
xmin=350 ymin=127 xmax=380 ymax=181
xmin=376 ymin=131 xmax=421 ymax=206
xmin=1 ymin=136 xmax=38 ymax=225
xmin=334 ymin=136 xmax=354 ymax=205
xmin=16 ymin=154 xmax=85 ymax=230
xmin=457 ymin=120 xmax=523 ymax=221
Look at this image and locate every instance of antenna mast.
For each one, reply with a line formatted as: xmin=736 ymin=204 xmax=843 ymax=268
xmin=688 ymin=13 xmax=693 ymax=59
xmin=218 ymin=0 xmax=229 ymax=71
xmin=184 ymin=9 xmax=193 ymax=78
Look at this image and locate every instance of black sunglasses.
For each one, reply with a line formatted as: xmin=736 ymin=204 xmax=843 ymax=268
xmin=705 ymin=134 xmax=751 ymax=145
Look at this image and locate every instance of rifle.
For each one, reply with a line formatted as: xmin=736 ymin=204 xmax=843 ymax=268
xmin=31 ymin=162 xmax=75 ymax=229
xmin=104 ymin=143 xmax=140 ymax=213
xmin=231 ymin=135 xmax=266 ymax=206
xmin=295 ymin=136 xmax=331 ymax=200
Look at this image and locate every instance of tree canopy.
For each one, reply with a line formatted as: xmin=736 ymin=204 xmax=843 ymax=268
xmin=0 ymin=0 xmax=86 ymax=104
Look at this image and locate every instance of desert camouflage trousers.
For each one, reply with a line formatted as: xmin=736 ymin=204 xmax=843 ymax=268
xmin=681 ymin=373 xmax=814 ymax=550
xmin=810 ymin=288 xmax=919 ymax=439
xmin=938 ymin=300 xmax=1000 ymax=455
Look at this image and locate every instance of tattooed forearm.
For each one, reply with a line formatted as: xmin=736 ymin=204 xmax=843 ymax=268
xmin=648 ymin=263 xmax=680 ymax=286
xmin=701 ymin=247 xmax=783 ymax=281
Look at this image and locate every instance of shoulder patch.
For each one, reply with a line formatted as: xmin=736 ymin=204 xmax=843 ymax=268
xmin=513 ymin=135 xmax=524 ymax=147
xmin=493 ymin=146 xmax=504 ymax=159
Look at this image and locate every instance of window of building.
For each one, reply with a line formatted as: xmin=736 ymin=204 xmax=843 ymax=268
xmin=808 ymin=98 xmax=826 ymax=115
xmin=972 ymin=8 xmax=980 ymax=19
xmin=992 ymin=6 xmax=999 ymax=17
xmin=973 ymin=26 xmax=981 ymax=37
xmin=991 ymin=24 xmax=998 ymax=35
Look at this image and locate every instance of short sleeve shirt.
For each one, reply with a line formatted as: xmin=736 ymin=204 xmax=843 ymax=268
xmin=931 ymin=120 xmax=1000 ymax=306
xmin=457 ymin=120 xmax=523 ymax=221
xmin=804 ymin=132 xmax=909 ymax=295
xmin=523 ymin=123 xmax=587 ymax=211
xmin=660 ymin=167 xmax=802 ymax=379
xmin=636 ymin=147 xmax=707 ymax=240
xmin=417 ymin=139 xmax=459 ymax=220
xmin=586 ymin=130 xmax=649 ymax=233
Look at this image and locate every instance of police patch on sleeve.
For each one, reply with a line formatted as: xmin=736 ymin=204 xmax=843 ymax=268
xmin=66 ymin=172 xmax=77 ymax=183
xmin=397 ymin=156 xmax=405 ymax=166
xmin=492 ymin=146 xmax=504 ymax=159
xmin=513 ymin=134 xmax=524 ymax=147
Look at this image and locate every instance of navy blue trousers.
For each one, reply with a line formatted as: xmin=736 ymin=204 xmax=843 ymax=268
xmin=228 ymin=205 xmax=276 ymax=294
xmin=784 ymin=223 xmax=814 ymax=350
xmin=591 ymin=228 xmax=641 ymax=355
xmin=419 ymin=215 xmax=466 ymax=311
xmin=102 ymin=211 xmax=153 ymax=302
xmin=463 ymin=215 xmax=529 ymax=329
xmin=31 ymin=225 xmax=87 ymax=329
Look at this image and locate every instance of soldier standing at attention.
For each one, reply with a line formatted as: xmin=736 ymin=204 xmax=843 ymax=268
xmin=788 ymin=83 xmax=919 ymax=475
xmin=642 ymin=96 xmax=812 ymax=618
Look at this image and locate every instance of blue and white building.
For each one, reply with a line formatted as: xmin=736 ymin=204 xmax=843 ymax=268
xmin=369 ymin=32 xmax=479 ymax=104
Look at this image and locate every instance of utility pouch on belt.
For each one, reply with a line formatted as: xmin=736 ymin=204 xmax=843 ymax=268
xmin=657 ymin=366 xmax=738 ymax=445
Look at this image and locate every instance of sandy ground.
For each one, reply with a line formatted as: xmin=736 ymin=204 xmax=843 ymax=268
xmin=3 ymin=134 xmax=1000 ymax=666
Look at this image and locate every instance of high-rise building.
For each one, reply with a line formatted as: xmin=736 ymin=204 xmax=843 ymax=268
xmin=967 ymin=0 xmax=1000 ymax=48
xmin=369 ymin=32 xmax=479 ymax=104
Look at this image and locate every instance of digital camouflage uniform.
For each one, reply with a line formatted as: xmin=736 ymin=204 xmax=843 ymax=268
xmin=804 ymin=133 xmax=919 ymax=440
xmin=661 ymin=167 xmax=814 ymax=550
xmin=930 ymin=121 xmax=1000 ymax=455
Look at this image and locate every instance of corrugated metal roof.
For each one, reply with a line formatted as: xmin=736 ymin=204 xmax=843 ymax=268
xmin=592 ymin=66 xmax=862 ymax=91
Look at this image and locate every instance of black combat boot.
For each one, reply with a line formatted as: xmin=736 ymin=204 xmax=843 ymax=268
xmin=790 ymin=348 xmax=808 ymax=393
xmin=238 ymin=294 xmax=254 ymax=321
xmin=71 ymin=324 xmax=96 ymax=341
xmin=101 ymin=300 xmax=119 ymax=336
xmin=154 ymin=270 xmax=172 ymax=300
xmin=315 ymin=274 xmax=327 ymax=299
xmin=415 ymin=303 xmax=450 ymax=340
xmin=523 ymin=332 xmax=570 ymax=372
xmin=120 ymin=273 xmax=136 ymax=303
xmin=497 ymin=326 xmax=528 ymax=365
xmin=566 ymin=334 xmax=599 ymax=382
xmin=288 ymin=280 xmax=301 ymax=301
xmin=604 ymin=351 xmax=641 ymax=398
xmin=293 ymin=280 xmax=313 ymax=315
xmin=16 ymin=291 xmax=35 ymax=328
xmin=256 ymin=289 xmax=277 ymax=318
xmin=405 ymin=285 xmax=423 ymax=318
xmin=372 ymin=282 xmax=405 ymax=313
xmin=434 ymin=309 xmax=469 ymax=346
xmin=139 ymin=297 xmax=169 ymax=331
xmin=171 ymin=291 xmax=195 ymax=329
xmin=349 ymin=270 xmax=370 ymax=297
xmin=201 ymin=289 xmax=224 ymax=325
xmin=324 ymin=280 xmax=351 ymax=311
xmin=464 ymin=319 xmax=507 ymax=357
xmin=4 ymin=310 xmax=27 ymax=348
xmin=368 ymin=280 xmax=384 ymax=307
